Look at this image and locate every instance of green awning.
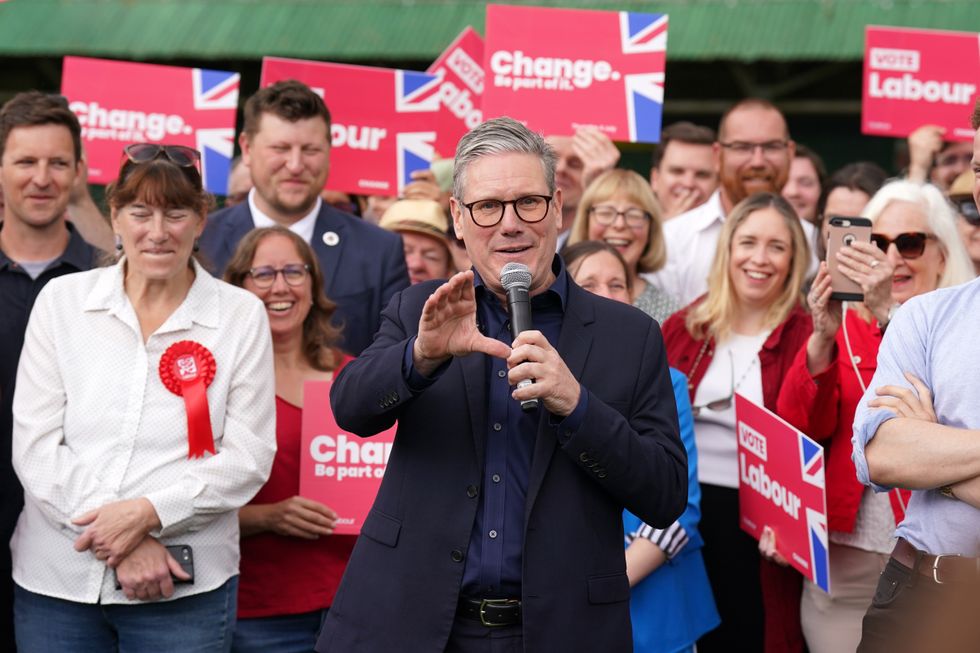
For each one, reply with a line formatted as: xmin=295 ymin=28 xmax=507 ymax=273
xmin=0 ymin=0 xmax=978 ymax=62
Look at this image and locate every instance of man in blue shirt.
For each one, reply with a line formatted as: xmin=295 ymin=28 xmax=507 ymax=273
xmin=318 ymin=117 xmax=686 ymax=652
xmin=0 ymin=91 xmax=99 ymax=651
xmin=851 ymin=100 xmax=980 ymax=653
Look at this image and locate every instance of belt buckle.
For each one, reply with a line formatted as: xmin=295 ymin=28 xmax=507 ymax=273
xmin=932 ymin=554 xmax=959 ymax=585
xmin=479 ymin=598 xmax=518 ymax=627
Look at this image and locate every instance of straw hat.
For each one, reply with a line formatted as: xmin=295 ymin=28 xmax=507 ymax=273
xmin=378 ymin=199 xmax=450 ymax=245
xmin=948 ymin=169 xmax=974 ymax=199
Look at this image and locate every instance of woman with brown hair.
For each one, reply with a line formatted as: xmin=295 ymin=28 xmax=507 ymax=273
xmin=566 ymin=168 xmax=679 ymax=322
xmin=224 ymin=226 xmax=354 ymax=653
xmin=661 ymin=192 xmax=812 ymax=652
xmin=11 ymin=144 xmax=276 ymax=651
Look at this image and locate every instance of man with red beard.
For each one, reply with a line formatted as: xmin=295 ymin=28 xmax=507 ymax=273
xmin=649 ymin=99 xmax=816 ymax=306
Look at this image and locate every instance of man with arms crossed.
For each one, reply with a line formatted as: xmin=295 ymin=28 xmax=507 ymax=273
xmin=317 ymin=117 xmax=687 ymax=652
xmin=852 ymin=100 xmax=980 ymax=653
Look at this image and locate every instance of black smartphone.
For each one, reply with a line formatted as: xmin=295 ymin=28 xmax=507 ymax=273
xmin=114 ymin=544 xmax=194 ymax=590
xmin=826 ymin=216 xmax=872 ymax=301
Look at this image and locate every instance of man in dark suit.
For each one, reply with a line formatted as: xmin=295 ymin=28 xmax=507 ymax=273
xmin=199 ymin=80 xmax=408 ymax=355
xmin=318 ymin=117 xmax=687 ymax=652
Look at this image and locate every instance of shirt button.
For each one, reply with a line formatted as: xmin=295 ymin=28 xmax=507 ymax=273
xmin=492 ymin=474 xmax=501 ymax=483
xmin=493 ymin=423 xmax=502 ymax=432
xmin=497 ymin=369 xmax=507 ymax=378
xmin=466 ymin=485 xmax=479 ymax=498
xmin=451 ymin=549 xmax=464 ymax=563
xmin=489 ymin=530 xmax=498 ymax=539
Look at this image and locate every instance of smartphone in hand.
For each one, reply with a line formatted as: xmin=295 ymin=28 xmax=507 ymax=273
xmin=826 ymin=216 xmax=872 ymax=301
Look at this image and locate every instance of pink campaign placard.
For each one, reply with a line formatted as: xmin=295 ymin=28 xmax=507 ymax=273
xmin=427 ymin=26 xmax=485 ymax=159
xmin=735 ymin=394 xmax=830 ymax=593
xmin=61 ymin=56 xmax=239 ymax=194
xmin=482 ymin=4 xmax=668 ymax=143
xmin=261 ymin=57 xmax=440 ymax=197
xmin=862 ymin=26 xmax=980 ymax=141
xmin=299 ymin=380 xmax=396 ymax=535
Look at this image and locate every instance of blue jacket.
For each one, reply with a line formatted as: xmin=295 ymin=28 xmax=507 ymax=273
xmin=623 ymin=368 xmax=720 ymax=652
xmin=199 ymin=201 xmax=409 ymax=355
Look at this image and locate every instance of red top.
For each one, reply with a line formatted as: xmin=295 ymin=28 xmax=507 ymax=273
xmin=776 ymin=309 xmax=910 ymax=533
xmin=238 ymin=356 xmax=357 ymax=618
xmin=661 ymin=301 xmax=812 ymax=653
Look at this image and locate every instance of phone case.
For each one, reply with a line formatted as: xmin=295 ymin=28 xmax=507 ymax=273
xmin=826 ymin=216 xmax=872 ymax=301
xmin=114 ymin=544 xmax=194 ymax=590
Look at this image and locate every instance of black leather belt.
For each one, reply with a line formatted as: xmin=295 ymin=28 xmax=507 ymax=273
xmin=456 ymin=597 xmax=522 ymax=627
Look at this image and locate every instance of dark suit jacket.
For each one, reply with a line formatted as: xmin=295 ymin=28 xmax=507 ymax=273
xmin=199 ymin=202 xmax=409 ymax=355
xmin=317 ymin=279 xmax=687 ymax=652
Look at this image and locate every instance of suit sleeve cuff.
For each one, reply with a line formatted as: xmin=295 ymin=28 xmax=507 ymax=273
xmin=551 ymin=384 xmax=588 ymax=445
xmin=402 ymin=336 xmax=450 ymax=392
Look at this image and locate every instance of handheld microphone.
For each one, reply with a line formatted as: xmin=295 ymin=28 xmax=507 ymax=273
xmin=500 ymin=262 xmax=538 ymax=412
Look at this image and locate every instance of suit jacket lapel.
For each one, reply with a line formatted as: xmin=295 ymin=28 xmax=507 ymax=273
xmin=311 ymin=205 xmax=346 ymax=295
xmin=525 ymin=285 xmax=594 ymax=517
xmin=458 ymin=352 xmax=488 ymax=472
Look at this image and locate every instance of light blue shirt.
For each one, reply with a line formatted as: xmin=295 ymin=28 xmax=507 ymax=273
xmin=852 ymin=277 xmax=980 ymax=557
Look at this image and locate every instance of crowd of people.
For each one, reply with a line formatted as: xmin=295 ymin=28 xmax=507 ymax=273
xmin=0 ymin=71 xmax=978 ymax=653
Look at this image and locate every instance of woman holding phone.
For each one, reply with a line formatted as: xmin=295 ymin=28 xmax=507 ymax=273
xmin=777 ymin=180 xmax=973 ymax=653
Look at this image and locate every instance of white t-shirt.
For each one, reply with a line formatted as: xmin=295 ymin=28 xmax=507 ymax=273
xmin=694 ymin=331 xmax=768 ymax=488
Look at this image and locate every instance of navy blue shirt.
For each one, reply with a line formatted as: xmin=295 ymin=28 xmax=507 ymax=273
xmin=0 ymin=223 xmax=100 ymax=570
xmin=403 ymin=256 xmax=587 ymax=598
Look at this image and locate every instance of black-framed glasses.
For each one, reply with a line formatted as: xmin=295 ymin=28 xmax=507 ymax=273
xmin=461 ymin=195 xmax=553 ymax=227
xmin=123 ymin=143 xmax=201 ymax=168
xmin=870 ymin=232 xmax=936 ymax=260
xmin=589 ymin=205 xmax=651 ymax=229
xmin=719 ymin=140 xmax=789 ymax=158
xmin=952 ymin=198 xmax=980 ymax=226
xmin=248 ymin=264 xmax=311 ymax=288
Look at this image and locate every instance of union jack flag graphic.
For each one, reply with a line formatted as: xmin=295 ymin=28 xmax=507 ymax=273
xmin=625 ymin=73 xmax=665 ymax=142
xmin=192 ymin=69 xmax=240 ymax=111
xmin=619 ymin=12 xmax=668 ymax=54
xmin=396 ymin=132 xmax=436 ymax=193
xmin=395 ymin=71 xmax=442 ymax=113
xmin=799 ymin=433 xmax=825 ymax=489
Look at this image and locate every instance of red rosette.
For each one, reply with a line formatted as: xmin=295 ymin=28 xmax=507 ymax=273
xmin=160 ymin=340 xmax=217 ymax=458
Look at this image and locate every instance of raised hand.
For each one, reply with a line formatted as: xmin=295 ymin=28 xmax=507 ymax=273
xmin=804 ymin=263 xmax=843 ymax=374
xmin=413 ymin=270 xmax=512 ymax=376
xmin=835 ymin=241 xmax=894 ymax=324
xmin=573 ymin=127 xmax=621 ymax=190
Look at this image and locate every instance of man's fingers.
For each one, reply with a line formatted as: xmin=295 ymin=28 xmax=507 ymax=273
xmin=472 ymin=335 xmax=512 ymax=360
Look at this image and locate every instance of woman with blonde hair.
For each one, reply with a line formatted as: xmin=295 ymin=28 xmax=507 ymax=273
xmin=566 ymin=168 xmax=679 ymax=322
xmin=661 ymin=192 xmax=813 ymax=653
xmin=776 ymin=179 xmax=974 ymax=653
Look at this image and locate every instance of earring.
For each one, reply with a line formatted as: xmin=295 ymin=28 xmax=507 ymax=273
xmin=114 ymin=235 xmax=123 ymax=252
xmin=193 ymin=239 xmax=200 ymax=253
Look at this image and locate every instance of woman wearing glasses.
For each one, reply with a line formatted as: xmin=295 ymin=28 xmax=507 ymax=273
xmin=776 ymin=179 xmax=973 ymax=653
xmin=565 ymin=169 xmax=680 ymax=323
xmin=223 ymin=226 xmax=353 ymax=653
xmin=562 ymin=240 xmax=720 ymax=653
xmin=11 ymin=144 xmax=276 ymax=651
xmin=660 ymin=193 xmax=812 ymax=653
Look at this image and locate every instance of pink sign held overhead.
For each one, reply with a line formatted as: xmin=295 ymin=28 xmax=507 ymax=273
xmin=61 ymin=56 xmax=239 ymax=194
xmin=735 ymin=394 xmax=830 ymax=593
xmin=862 ymin=26 xmax=980 ymax=141
xmin=262 ymin=57 xmax=440 ymax=197
xmin=427 ymin=26 xmax=485 ymax=159
xmin=299 ymin=380 xmax=396 ymax=535
xmin=483 ymin=4 xmax=668 ymax=143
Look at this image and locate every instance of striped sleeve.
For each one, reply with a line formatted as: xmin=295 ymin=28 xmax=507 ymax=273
xmin=630 ymin=519 xmax=689 ymax=559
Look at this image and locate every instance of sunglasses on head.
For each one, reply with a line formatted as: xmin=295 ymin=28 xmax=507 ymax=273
xmin=952 ymin=198 xmax=980 ymax=226
xmin=123 ymin=143 xmax=201 ymax=168
xmin=870 ymin=232 xmax=936 ymax=259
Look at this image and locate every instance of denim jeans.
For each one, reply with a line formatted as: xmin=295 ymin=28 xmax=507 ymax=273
xmin=231 ymin=609 xmax=326 ymax=653
xmin=14 ymin=576 xmax=238 ymax=653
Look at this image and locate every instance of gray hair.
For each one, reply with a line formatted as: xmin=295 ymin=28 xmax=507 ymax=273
xmin=862 ymin=179 xmax=974 ymax=289
xmin=452 ymin=117 xmax=557 ymax=201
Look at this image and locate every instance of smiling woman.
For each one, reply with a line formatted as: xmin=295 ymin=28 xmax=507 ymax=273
xmin=660 ymin=192 xmax=813 ymax=653
xmin=10 ymin=144 xmax=277 ymax=651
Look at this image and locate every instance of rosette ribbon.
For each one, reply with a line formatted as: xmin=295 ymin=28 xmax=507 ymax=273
xmin=160 ymin=340 xmax=217 ymax=458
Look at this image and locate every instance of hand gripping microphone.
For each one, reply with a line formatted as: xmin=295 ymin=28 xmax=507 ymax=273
xmin=499 ymin=262 xmax=538 ymax=412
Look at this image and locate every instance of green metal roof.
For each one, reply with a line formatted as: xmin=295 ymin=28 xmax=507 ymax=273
xmin=0 ymin=0 xmax=978 ymax=62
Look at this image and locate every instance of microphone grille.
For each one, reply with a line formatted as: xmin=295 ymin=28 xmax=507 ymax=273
xmin=499 ymin=262 xmax=532 ymax=291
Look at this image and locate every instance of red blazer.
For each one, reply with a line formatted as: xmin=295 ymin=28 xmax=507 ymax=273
xmin=776 ymin=309 xmax=910 ymax=533
xmin=661 ymin=300 xmax=812 ymax=653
